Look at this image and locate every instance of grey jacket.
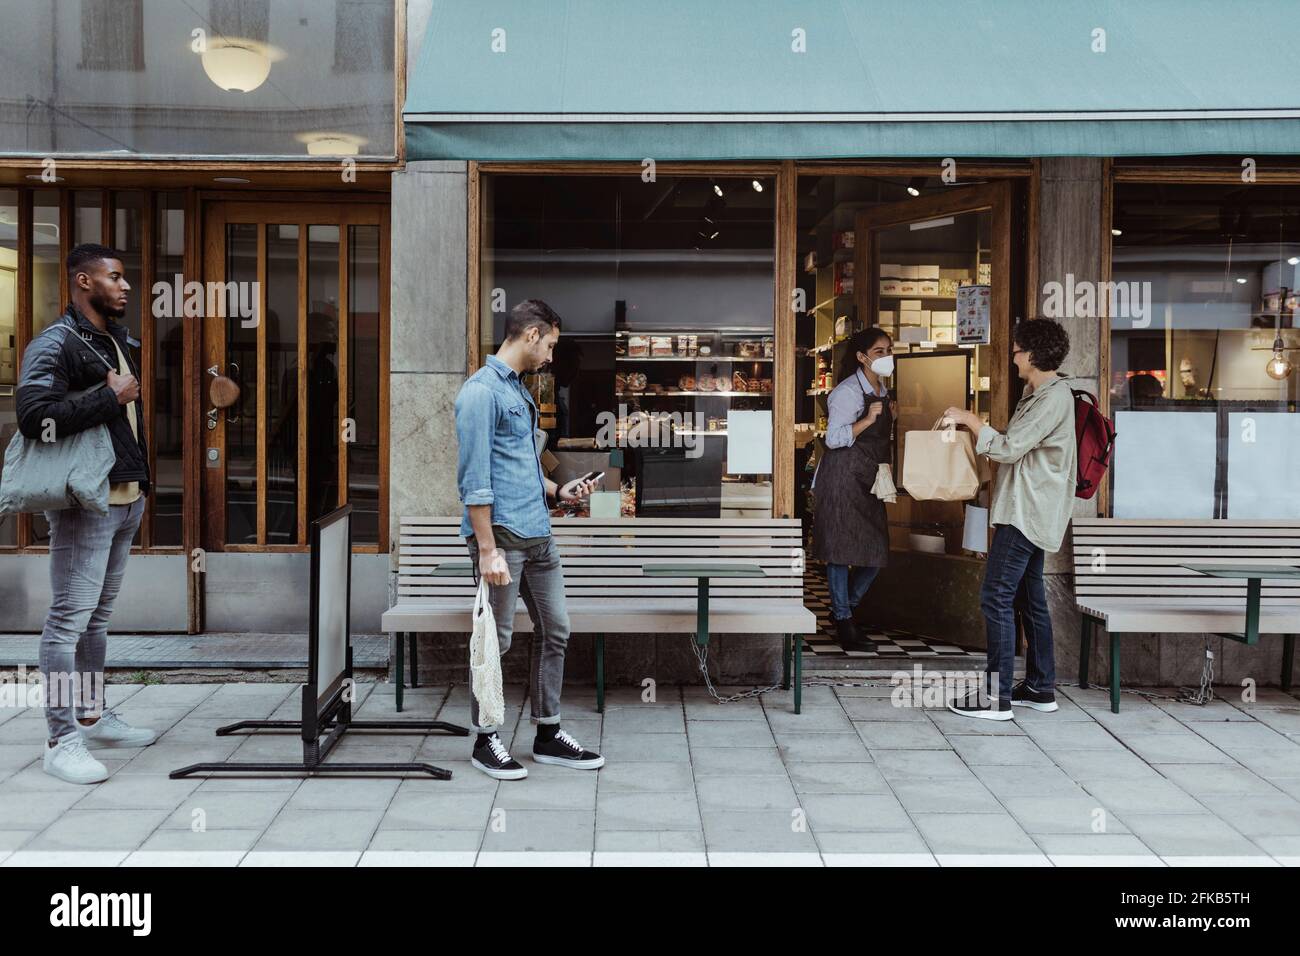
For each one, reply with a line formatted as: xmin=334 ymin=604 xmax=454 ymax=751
xmin=975 ymin=374 xmax=1076 ymax=553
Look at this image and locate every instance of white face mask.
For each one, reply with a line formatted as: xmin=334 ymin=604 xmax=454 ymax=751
xmin=870 ymin=355 xmax=895 ymax=377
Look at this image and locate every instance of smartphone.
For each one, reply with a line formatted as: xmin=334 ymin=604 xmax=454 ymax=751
xmin=580 ymin=470 xmax=606 ymax=485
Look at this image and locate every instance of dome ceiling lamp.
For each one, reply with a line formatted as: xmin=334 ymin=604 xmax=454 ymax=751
xmin=200 ymin=37 xmax=284 ymax=93
xmin=296 ymin=132 xmax=368 ymax=157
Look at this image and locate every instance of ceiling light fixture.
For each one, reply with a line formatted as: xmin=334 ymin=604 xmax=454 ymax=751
xmin=1266 ymin=334 xmax=1293 ymax=380
xmin=751 ymin=180 xmax=763 ymax=192
xmin=296 ymin=132 xmax=367 ymax=156
xmin=213 ymin=177 xmax=251 ymax=184
xmin=1111 ymin=228 xmax=1123 ymax=236
xmin=25 ymin=174 xmax=64 ymax=183
xmin=200 ymin=38 xmax=284 ymax=93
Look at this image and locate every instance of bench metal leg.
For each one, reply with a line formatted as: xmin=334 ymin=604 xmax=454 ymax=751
xmin=793 ymin=635 xmax=803 ymax=714
xmin=409 ymin=633 xmax=419 ymax=689
xmin=1283 ymin=634 xmax=1295 ymax=694
xmin=1109 ymin=632 xmax=1121 ymax=714
xmin=1078 ymin=613 xmax=1092 ymax=689
xmin=782 ymin=635 xmax=791 ymax=690
xmin=595 ymin=635 xmax=605 ymax=714
xmin=395 ymin=632 xmax=405 ymax=714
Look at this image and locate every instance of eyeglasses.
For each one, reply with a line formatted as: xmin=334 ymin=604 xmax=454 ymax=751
xmin=1011 ymin=347 xmax=1027 ymax=359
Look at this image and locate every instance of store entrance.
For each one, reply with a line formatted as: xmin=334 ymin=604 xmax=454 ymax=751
xmin=196 ymin=200 xmax=388 ymax=632
xmin=797 ymin=179 xmax=1015 ymax=658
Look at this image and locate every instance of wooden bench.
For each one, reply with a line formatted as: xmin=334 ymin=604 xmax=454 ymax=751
xmin=381 ymin=517 xmax=819 ymax=714
xmin=1072 ymin=518 xmax=1300 ymax=712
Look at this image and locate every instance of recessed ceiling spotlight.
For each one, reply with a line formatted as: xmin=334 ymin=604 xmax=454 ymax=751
xmin=1289 ymin=256 xmax=1300 ymax=266
xmin=751 ymin=180 xmax=763 ymax=192
xmin=1235 ymin=277 xmax=1248 ymax=284
xmin=1111 ymin=228 xmax=1123 ymax=236
xmin=213 ymin=177 xmax=251 ymax=184
xmin=712 ymin=182 xmax=724 ymax=198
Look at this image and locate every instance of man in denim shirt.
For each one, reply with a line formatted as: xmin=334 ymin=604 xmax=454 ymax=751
xmin=455 ymin=299 xmax=604 ymax=780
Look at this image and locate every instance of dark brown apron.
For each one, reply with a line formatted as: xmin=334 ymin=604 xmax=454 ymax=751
xmin=812 ymin=377 xmax=892 ymax=567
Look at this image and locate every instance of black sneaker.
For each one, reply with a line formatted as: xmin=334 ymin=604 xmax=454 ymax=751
xmin=834 ymin=616 xmax=876 ymax=653
xmin=947 ymin=692 xmax=1014 ymax=722
xmin=533 ymin=728 xmax=605 ymax=770
xmin=1011 ymin=680 xmax=1059 ymax=712
xmin=471 ymin=733 xmax=528 ymax=780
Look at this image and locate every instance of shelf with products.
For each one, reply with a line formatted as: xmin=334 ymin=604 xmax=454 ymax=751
xmin=617 ymin=355 xmax=773 ymax=363
xmin=617 ymin=390 xmax=772 ymax=399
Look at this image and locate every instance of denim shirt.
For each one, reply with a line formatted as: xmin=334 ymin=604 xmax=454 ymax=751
xmin=454 ymin=354 xmax=552 ymax=540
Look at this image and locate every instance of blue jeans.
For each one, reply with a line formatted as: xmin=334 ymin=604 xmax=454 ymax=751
xmin=39 ymin=498 xmax=145 ymax=740
xmin=826 ymin=563 xmax=880 ymax=622
xmin=980 ymin=524 xmax=1055 ymax=705
xmin=466 ymin=535 xmax=569 ymax=733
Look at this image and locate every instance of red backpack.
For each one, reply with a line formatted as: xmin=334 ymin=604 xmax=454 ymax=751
xmin=1072 ymin=389 xmax=1116 ymax=499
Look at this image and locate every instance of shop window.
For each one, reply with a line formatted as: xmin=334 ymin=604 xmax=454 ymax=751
xmin=4 ymin=0 xmax=395 ymax=158
xmin=78 ymin=0 xmax=145 ymax=72
xmin=479 ymin=174 xmax=776 ymax=519
xmin=1110 ymin=182 xmax=1300 ymax=518
xmin=334 ymin=0 xmax=394 ymax=73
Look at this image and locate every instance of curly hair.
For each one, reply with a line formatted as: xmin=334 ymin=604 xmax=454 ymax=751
xmin=1014 ymin=318 xmax=1070 ymax=372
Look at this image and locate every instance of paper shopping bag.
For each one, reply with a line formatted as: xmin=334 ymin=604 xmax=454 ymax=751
xmin=469 ymin=578 xmax=505 ymax=728
xmin=901 ymin=418 xmax=980 ymax=501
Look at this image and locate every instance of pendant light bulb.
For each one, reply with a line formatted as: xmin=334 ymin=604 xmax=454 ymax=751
xmin=1266 ymin=335 xmax=1293 ymax=380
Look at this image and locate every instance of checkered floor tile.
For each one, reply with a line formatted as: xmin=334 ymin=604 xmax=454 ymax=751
xmin=803 ymin=565 xmax=979 ymax=659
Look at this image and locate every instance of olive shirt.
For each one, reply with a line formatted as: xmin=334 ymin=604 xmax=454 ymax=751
xmin=107 ymin=337 xmax=142 ymax=506
xmin=974 ymin=374 xmax=1076 ymax=553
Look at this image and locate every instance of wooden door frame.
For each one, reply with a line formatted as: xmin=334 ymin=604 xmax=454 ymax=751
xmin=853 ymin=180 xmax=1016 ymax=428
xmin=200 ymin=198 xmax=388 ymax=556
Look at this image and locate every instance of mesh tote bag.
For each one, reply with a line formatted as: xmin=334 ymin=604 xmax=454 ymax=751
xmin=469 ymin=578 xmax=506 ymax=728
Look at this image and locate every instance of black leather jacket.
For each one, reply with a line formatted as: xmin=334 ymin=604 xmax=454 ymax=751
xmin=16 ymin=305 xmax=151 ymax=493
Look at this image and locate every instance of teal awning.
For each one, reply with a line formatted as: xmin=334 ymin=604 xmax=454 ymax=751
xmin=405 ymin=0 xmax=1300 ymax=161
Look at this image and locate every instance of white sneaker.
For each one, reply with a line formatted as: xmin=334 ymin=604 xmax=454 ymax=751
xmin=78 ymin=710 xmax=158 ymax=748
xmin=43 ymin=732 xmax=109 ymax=784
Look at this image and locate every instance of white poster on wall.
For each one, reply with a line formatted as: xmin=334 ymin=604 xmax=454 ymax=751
xmin=1227 ymin=413 xmax=1300 ymax=518
xmin=726 ymin=410 xmax=772 ymax=475
xmin=956 ymin=284 xmax=991 ymax=345
xmin=1113 ymin=411 xmax=1217 ymax=518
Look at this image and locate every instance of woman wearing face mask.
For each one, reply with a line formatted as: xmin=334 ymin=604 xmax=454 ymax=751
xmin=811 ymin=327 xmax=897 ymax=652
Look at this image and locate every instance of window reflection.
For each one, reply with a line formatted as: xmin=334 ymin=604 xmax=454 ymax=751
xmin=0 ymin=0 xmax=395 ymax=157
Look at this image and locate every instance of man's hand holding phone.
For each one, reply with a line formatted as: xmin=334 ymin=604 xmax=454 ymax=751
xmin=559 ymin=470 xmax=604 ymax=502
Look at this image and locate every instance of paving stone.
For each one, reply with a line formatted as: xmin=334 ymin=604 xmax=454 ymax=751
xmin=1119 ymin=733 xmax=1237 ymax=765
xmin=596 ymin=791 xmax=701 ymax=830
xmin=1120 ymin=813 xmax=1268 ymax=858
xmin=926 ymin=711 xmax=1027 ymax=735
xmin=814 ymin=829 xmax=932 ymax=860
xmin=598 ymin=733 xmax=690 ymax=762
xmin=75 ymin=774 xmax=201 ymax=810
xmin=691 ymin=747 xmax=787 ymax=776
xmin=873 ymin=749 xmax=975 ymax=781
xmin=767 ymin=707 xmax=856 ymax=734
xmin=855 ymin=720 xmax=951 ymax=750
xmin=479 ymin=809 xmax=595 ymax=852
xmin=890 ymin=778 xmax=1004 ymax=813
xmin=1001 ymin=795 xmax=1131 ymax=835
xmin=1081 ymin=778 xmax=1207 ymax=814
xmin=1050 ymin=749 xmax=1166 ymax=782
xmin=283 ymin=778 xmax=401 ymax=810
xmin=686 ymin=720 xmax=775 ymax=748
xmin=696 ymin=775 xmax=798 ymax=811
xmin=162 ymin=790 xmax=292 ymax=830
xmin=787 ymin=762 xmax=891 ymax=795
xmin=776 ymin=734 xmax=872 ymax=763
xmin=255 ymin=809 xmax=383 ymax=851
xmin=27 ymin=808 xmax=172 ymax=851
xmin=799 ymin=793 xmax=913 ymax=832
xmin=836 ymin=697 xmax=933 ymax=721
xmin=911 ymin=812 xmax=1039 ymax=855
xmin=595 ymin=829 xmax=706 ymax=852
xmin=949 ymin=735 xmax=1053 ymax=766
xmin=1190 ymin=721 xmax=1296 ymax=752
xmin=1018 ymin=720 xmax=1125 ymax=751
xmin=1195 ymin=795 xmax=1300 ymax=837
xmin=366 ymin=829 xmax=483 ymax=852
xmin=1156 ymin=763 xmax=1287 ymax=796
xmin=600 ymin=707 xmax=686 ymax=735
xmin=381 ymin=791 xmax=495 ymax=830
xmin=700 ymin=810 xmax=818 ymax=852
xmin=593 ymin=760 xmax=695 ymax=792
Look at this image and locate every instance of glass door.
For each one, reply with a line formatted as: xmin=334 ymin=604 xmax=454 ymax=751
xmin=853 ymin=181 xmax=1013 ymax=556
xmin=201 ymin=201 xmax=387 ymax=552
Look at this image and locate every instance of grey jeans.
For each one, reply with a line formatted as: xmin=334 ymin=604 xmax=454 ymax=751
xmin=39 ymin=497 xmax=145 ymax=740
xmin=466 ymin=535 xmax=570 ymax=733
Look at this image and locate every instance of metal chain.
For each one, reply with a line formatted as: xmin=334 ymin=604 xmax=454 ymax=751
xmin=1177 ymin=639 xmax=1216 ymax=705
xmin=687 ymin=638 xmax=783 ymax=704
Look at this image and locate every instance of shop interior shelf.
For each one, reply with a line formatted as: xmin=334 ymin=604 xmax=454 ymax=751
xmin=616 ymin=355 xmax=773 ymax=363
xmin=617 ymin=390 xmax=773 ymax=398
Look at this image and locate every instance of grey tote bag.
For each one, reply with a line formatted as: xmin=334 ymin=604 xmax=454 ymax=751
xmin=0 ymin=382 xmax=117 ymax=517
